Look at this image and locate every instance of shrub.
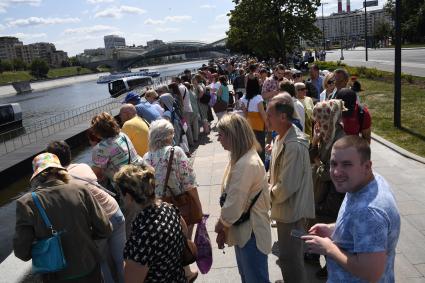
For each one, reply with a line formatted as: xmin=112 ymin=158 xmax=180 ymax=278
xmin=30 ymin=59 xmax=49 ymax=79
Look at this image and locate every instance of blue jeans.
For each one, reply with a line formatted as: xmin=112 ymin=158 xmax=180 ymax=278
xmin=235 ymin=233 xmax=270 ymax=283
xmin=100 ymin=208 xmax=126 ymax=283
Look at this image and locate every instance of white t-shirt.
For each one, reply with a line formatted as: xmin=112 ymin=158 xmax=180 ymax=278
xmin=240 ymin=95 xmax=263 ymax=112
xmin=179 ymin=84 xmax=193 ymax=113
xmin=293 ymin=98 xmax=305 ymax=132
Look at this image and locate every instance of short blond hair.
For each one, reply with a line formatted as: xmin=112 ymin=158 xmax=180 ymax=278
xmin=114 ymin=164 xmax=156 ymax=205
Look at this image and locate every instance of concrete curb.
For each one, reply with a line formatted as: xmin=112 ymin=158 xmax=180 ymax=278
xmin=371 ymin=132 xmax=425 ymax=164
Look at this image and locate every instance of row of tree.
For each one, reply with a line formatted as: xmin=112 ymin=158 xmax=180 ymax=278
xmin=0 ymin=58 xmax=50 ymax=78
xmin=0 ymin=56 xmax=81 ymax=78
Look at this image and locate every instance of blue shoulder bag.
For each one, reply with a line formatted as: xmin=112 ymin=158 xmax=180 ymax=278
xmin=31 ymin=192 xmax=67 ymax=274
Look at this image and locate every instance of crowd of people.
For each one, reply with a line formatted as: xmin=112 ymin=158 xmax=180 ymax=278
xmin=12 ymin=56 xmax=400 ymax=283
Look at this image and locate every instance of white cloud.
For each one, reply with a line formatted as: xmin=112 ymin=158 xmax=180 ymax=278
xmin=0 ymin=3 xmax=7 ymax=13
xmin=7 ymin=16 xmax=80 ymax=27
xmin=144 ymin=15 xmax=192 ymax=25
xmin=164 ymin=15 xmax=192 ymax=22
xmin=144 ymin=18 xmax=165 ymax=25
xmin=13 ymin=32 xmax=47 ymax=39
xmin=215 ymin=14 xmax=228 ymax=22
xmin=208 ymin=23 xmax=228 ymax=30
xmin=200 ymin=4 xmax=216 ymax=9
xmin=63 ymin=24 xmax=118 ymax=35
xmin=95 ymin=5 xmax=146 ymax=18
xmin=9 ymin=0 xmax=41 ymax=6
xmin=87 ymin=0 xmax=113 ymax=3
xmin=155 ymin=27 xmax=180 ymax=32
xmin=0 ymin=0 xmax=41 ymax=13
xmin=0 ymin=24 xmax=5 ymax=31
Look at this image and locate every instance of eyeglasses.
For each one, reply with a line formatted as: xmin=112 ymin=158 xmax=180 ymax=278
xmin=298 ymin=88 xmax=307 ymax=91
xmin=327 ymin=80 xmax=335 ymax=84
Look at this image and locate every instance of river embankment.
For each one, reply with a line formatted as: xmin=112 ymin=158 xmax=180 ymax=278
xmin=0 ymin=72 xmax=107 ymax=97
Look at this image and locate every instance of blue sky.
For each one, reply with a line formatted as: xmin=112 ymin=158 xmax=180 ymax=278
xmin=0 ymin=0 xmax=385 ymax=56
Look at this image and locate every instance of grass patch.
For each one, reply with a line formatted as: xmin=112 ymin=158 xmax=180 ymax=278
xmin=47 ymin=66 xmax=93 ymax=78
xmin=0 ymin=66 xmax=95 ymax=85
xmin=359 ymin=79 xmax=425 ymax=158
xmin=0 ymin=71 xmax=34 ymax=84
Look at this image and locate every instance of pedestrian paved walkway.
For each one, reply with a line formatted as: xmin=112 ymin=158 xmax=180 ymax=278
xmin=190 ymin=130 xmax=425 ymax=282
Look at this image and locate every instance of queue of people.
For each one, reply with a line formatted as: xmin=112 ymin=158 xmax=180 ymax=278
xmin=12 ymin=58 xmax=399 ymax=283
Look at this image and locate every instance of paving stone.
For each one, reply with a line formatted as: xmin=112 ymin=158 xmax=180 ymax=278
xmin=397 ymin=219 xmax=425 ymax=265
xmin=395 ymin=253 xmax=422 ymax=280
xmin=416 ymin=264 xmax=425 ymax=277
xmin=397 ymin=201 xmax=425 ymax=216
xmin=405 ymin=215 xmax=425 ymax=232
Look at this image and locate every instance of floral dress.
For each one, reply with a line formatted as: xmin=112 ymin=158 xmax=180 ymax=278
xmin=143 ymin=146 xmax=196 ymax=197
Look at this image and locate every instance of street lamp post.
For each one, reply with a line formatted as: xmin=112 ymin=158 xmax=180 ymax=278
xmin=321 ymin=2 xmax=328 ymax=50
xmin=394 ymin=0 xmax=401 ymax=128
xmin=340 ymin=20 xmax=344 ymax=60
xmin=364 ymin=0 xmax=368 ymax=61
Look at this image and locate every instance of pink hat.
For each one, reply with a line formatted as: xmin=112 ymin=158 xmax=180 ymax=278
xmin=31 ymin=153 xmax=66 ymax=181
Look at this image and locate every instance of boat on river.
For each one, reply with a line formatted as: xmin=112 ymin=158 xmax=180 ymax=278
xmin=108 ymin=76 xmax=154 ymax=98
xmin=0 ymin=103 xmax=23 ymax=134
xmin=97 ymin=69 xmax=160 ymax=84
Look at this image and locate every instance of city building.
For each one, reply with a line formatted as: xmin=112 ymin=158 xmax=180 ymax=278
xmin=0 ymin=36 xmax=69 ymax=67
xmin=104 ymin=35 xmax=126 ymax=49
xmin=315 ymin=8 xmax=393 ymax=47
xmin=83 ymin=48 xmax=106 ymax=56
xmin=104 ymin=35 xmax=126 ymax=58
xmin=0 ymin=36 xmax=22 ymax=61
xmin=146 ymin=39 xmax=165 ymax=50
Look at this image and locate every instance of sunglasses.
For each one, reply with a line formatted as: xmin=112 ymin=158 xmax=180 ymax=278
xmin=298 ymin=88 xmax=307 ymax=91
xmin=327 ymin=80 xmax=335 ymax=84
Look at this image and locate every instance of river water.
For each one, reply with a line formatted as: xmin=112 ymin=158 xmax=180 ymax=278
xmin=0 ymin=60 xmax=208 ymax=263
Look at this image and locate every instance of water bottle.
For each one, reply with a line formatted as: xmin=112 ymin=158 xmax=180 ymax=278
xmin=320 ymin=91 xmax=326 ymax=102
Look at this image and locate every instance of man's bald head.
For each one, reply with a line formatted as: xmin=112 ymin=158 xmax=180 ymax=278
xmin=120 ymin=103 xmax=137 ymax=123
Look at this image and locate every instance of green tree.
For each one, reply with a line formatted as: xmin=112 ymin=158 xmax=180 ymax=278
xmin=385 ymin=0 xmax=425 ymax=43
xmin=69 ymin=56 xmax=80 ymax=66
xmin=12 ymin=58 xmax=27 ymax=71
xmin=374 ymin=20 xmax=392 ymax=46
xmin=30 ymin=59 xmax=50 ymax=78
xmin=227 ymin=0 xmax=321 ymax=61
xmin=0 ymin=60 xmax=14 ymax=72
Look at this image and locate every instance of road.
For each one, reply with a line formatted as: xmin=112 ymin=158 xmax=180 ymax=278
xmin=325 ymin=47 xmax=425 ymax=77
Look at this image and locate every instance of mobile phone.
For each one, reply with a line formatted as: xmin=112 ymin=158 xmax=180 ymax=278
xmin=290 ymin=229 xmax=306 ymax=239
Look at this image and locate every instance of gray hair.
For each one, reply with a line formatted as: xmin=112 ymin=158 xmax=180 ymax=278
xmin=155 ymin=85 xmax=169 ymax=95
xmin=274 ymin=92 xmax=302 ymax=120
xmin=148 ymin=119 xmax=174 ymax=151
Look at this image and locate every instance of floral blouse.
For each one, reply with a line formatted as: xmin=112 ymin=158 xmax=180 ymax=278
xmin=143 ymin=146 xmax=196 ymax=197
xmin=92 ymin=132 xmax=141 ymax=181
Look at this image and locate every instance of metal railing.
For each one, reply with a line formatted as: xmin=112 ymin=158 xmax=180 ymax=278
xmin=0 ymin=72 xmax=191 ymax=157
xmin=0 ymin=99 xmax=121 ymax=156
